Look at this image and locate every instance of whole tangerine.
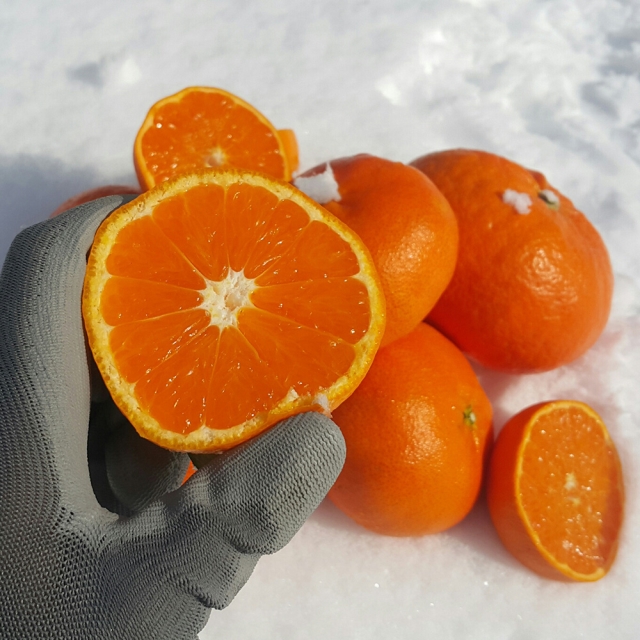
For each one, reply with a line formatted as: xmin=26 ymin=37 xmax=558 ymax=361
xmin=410 ymin=149 xmax=614 ymax=373
xmin=296 ymin=154 xmax=459 ymax=347
xmin=329 ymin=322 xmax=493 ymax=536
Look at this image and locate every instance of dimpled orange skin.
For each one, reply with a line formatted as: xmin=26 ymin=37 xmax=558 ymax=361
xmin=329 ymin=323 xmax=493 ymax=537
xmin=410 ymin=149 xmax=614 ymax=373
xmin=299 ymin=154 xmax=459 ymax=347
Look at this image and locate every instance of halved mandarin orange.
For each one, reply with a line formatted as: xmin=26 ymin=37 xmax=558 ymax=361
xmin=134 ymin=87 xmax=298 ymax=190
xmin=82 ymin=169 xmax=385 ymax=453
xmin=487 ymin=400 xmax=624 ymax=581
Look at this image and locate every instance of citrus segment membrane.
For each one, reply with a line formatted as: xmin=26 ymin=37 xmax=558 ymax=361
xmin=83 ymin=171 xmax=385 ymax=452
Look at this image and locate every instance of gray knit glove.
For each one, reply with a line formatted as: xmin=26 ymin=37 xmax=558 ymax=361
xmin=0 ymin=196 xmax=346 ymax=639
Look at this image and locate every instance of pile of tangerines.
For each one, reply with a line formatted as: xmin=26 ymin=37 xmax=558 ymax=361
xmin=55 ymin=87 xmax=624 ymax=584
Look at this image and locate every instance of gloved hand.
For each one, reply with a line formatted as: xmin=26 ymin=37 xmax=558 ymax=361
xmin=0 ymin=195 xmax=346 ymax=639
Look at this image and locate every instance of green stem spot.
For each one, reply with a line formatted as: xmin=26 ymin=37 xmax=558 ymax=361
xmin=538 ymin=189 xmax=560 ymax=209
xmin=463 ymin=405 xmax=476 ymax=428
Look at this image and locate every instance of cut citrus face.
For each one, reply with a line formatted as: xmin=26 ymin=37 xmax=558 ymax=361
xmin=82 ymin=169 xmax=385 ymax=453
xmin=487 ymin=401 xmax=624 ymax=581
xmin=134 ymin=87 xmax=299 ymax=190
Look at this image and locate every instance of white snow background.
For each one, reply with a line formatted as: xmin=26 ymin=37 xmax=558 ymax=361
xmin=1 ymin=1 xmax=640 ymax=638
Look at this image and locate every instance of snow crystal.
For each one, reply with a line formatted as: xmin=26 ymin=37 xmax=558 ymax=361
xmin=503 ymin=189 xmax=532 ymax=214
xmin=284 ymin=387 xmax=300 ymax=402
xmin=312 ymin=392 xmax=331 ymax=416
xmin=293 ymin=164 xmax=341 ymax=204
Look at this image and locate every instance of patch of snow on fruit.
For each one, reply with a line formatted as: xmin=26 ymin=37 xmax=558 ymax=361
xmin=284 ymin=387 xmax=300 ymax=402
xmin=313 ymin=392 xmax=332 ymax=416
xmin=294 ymin=163 xmax=341 ymax=204
xmin=503 ymin=189 xmax=532 ymax=214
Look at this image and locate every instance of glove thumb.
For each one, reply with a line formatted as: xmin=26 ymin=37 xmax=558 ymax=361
xmin=117 ymin=413 xmax=345 ymax=609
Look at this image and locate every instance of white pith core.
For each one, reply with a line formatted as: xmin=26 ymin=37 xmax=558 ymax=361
xmin=206 ymin=147 xmax=227 ymax=167
xmin=199 ymin=268 xmax=256 ymax=328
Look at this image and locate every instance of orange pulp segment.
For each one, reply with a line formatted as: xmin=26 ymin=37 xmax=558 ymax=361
xmin=488 ymin=401 xmax=624 ymax=581
xmin=83 ymin=169 xmax=385 ymax=453
xmin=182 ymin=460 xmax=197 ymax=483
xmin=134 ymin=87 xmax=297 ymax=190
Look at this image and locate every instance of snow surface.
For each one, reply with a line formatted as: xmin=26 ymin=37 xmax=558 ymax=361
xmin=1 ymin=1 xmax=640 ymax=638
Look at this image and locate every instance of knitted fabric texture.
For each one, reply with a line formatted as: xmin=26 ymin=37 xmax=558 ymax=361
xmin=0 ymin=197 xmax=346 ymax=639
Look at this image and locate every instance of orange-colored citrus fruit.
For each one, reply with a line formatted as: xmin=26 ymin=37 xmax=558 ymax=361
xmin=82 ymin=169 xmax=385 ymax=453
xmin=50 ymin=185 xmax=141 ymax=217
xmin=276 ymin=128 xmax=299 ymax=176
xmin=296 ymin=154 xmax=459 ymax=347
xmin=182 ymin=460 xmax=197 ymax=483
xmin=329 ymin=322 xmax=492 ymax=536
xmin=134 ymin=87 xmax=298 ymax=190
xmin=487 ymin=401 xmax=624 ymax=581
xmin=410 ymin=149 xmax=613 ymax=373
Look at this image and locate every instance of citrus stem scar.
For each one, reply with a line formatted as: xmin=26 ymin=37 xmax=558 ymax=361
xmin=538 ymin=189 xmax=560 ymax=209
xmin=463 ymin=405 xmax=477 ymax=428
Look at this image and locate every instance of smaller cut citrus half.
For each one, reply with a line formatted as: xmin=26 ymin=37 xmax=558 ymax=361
xmin=134 ymin=87 xmax=298 ymax=190
xmin=487 ymin=400 xmax=624 ymax=581
xmin=82 ymin=169 xmax=385 ymax=453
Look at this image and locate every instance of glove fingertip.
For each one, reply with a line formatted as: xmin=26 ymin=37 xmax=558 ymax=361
xmin=181 ymin=413 xmax=346 ymax=556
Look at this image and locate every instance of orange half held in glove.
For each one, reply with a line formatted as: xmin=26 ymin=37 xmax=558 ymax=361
xmin=82 ymin=169 xmax=385 ymax=453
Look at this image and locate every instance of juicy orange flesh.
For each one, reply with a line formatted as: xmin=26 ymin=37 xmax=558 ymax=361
xmin=139 ymin=91 xmax=286 ymax=183
xmin=519 ymin=406 xmax=623 ymax=576
xmin=101 ymin=184 xmax=370 ymax=435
